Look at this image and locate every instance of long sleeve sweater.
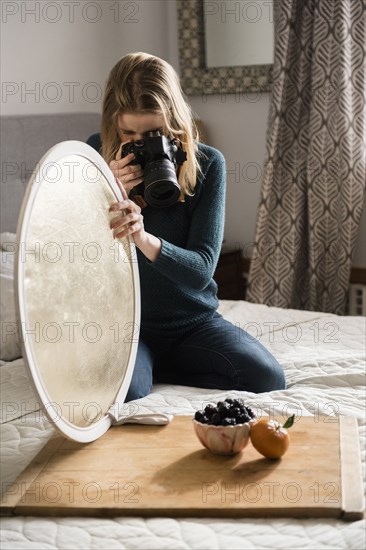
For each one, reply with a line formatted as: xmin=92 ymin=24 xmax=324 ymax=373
xmin=86 ymin=133 xmax=226 ymax=337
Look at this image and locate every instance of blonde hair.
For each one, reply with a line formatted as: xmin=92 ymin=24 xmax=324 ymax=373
xmin=101 ymin=52 xmax=204 ymax=195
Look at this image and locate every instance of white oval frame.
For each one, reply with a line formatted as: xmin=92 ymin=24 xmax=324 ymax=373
xmin=15 ymin=141 xmax=141 ymax=443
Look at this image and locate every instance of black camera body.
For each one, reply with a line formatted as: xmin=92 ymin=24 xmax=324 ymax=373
xmin=121 ymin=131 xmax=187 ymax=208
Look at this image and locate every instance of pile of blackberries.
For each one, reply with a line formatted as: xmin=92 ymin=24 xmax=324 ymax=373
xmin=194 ymin=398 xmax=256 ymax=426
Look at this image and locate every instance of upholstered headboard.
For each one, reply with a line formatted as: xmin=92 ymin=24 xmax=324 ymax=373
xmin=0 ymin=113 xmax=101 ymax=232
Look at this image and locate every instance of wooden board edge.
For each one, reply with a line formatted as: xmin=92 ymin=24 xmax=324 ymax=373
xmin=340 ymin=416 xmax=365 ymax=521
xmin=0 ymin=436 xmax=65 ymax=515
xmin=7 ymin=505 xmax=343 ymax=520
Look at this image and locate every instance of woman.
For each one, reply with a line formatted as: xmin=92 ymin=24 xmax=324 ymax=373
xmin=87 ymin=52 xmax=286 ymax=401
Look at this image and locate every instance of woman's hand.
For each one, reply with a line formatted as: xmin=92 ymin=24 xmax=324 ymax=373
xmin=109 ymin=178 xmax=162 ymax=262
xmin=109 ymin=178 xmax=146 ymax=249
xmin=109 ymin=143 xmax=144 ymax=196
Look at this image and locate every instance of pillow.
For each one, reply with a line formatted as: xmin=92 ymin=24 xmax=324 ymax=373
xmin=0 ymin=233 xmax=22 ymax=361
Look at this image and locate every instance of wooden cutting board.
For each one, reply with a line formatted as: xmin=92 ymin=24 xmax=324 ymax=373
xmin=1 ymin=416 xmax=364 ymax=520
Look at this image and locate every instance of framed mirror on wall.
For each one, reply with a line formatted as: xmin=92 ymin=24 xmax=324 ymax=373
xmin=177 ymin=0 xmax=274 ymax=95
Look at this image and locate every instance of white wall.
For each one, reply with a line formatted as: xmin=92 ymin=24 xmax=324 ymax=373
xmin=1 ymin=0 xmax=364 ymax=266
xmin=189 ymin=92 xmax=270 ymax=258
xmin=1 ymin=0 xmax=177 ymax=114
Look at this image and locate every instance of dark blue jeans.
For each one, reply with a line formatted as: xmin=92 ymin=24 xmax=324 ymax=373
xmin=126 ymin=313 xmax=286 ymax=401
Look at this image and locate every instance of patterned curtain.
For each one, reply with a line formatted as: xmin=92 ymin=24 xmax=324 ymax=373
xmin=247 ymin=0 xmax=366 ymax=314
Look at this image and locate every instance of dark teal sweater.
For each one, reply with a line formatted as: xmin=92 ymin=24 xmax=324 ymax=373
xmin=86 ymin=133 xmax=226 ymax=337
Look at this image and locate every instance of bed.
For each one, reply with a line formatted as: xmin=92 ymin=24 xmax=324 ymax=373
xmin=0 ymin=115 xmax=365 ymax=549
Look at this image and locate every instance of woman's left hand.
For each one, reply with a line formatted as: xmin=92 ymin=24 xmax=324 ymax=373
xmin=109 ymin=178 xmax=146 ymax=249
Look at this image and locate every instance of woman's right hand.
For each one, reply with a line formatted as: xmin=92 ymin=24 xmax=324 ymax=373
xmin=109 ymin=178 xmax=162 ymax=262
xmin=109 ymin=145 xmax=144 ymax=196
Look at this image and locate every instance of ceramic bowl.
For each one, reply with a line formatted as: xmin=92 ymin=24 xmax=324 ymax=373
xmin=193 ymin=418 xmax=255 ymax=455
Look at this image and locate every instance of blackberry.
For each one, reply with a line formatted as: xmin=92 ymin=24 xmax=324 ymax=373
xmin=218 ymin=402 xmax=231 ymax=418
xmin=229 ymin=406 xmax=241 ymax=418
xmin=224 ymin=398 xmax=234 ymax=405
xmin=210 ymin=413 xmax=221 ymax=425
xmin=194 ymin=411 xmax=204 ymax=422
xmin=204 ymin=404 xmax=216 ymax=419
xmin=237 ymin=414 xmax=250 ymax=424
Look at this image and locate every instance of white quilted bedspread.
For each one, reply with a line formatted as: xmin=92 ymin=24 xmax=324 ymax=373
xmin=1 ymin=301 xmax=365 ymax=549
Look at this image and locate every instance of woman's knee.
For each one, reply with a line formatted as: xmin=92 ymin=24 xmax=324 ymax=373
xmin=239 ymin=349 xmax=286 ymax=393
xmin=225 ymin=325 xmax=286 ymax=393
xmin=216 ymin=348 xmax=286 ymax=393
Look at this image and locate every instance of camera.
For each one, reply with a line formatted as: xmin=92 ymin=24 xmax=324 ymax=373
xmin=121 ymin=131 xmax=187 ymax=208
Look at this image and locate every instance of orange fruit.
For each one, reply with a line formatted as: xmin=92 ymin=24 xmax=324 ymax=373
xmin=250 ymin=415 xmax=295 ymax=459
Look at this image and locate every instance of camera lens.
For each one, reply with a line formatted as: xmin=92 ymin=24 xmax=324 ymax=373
xmin=144 ymin=160 xmax=181 ymax=207
xmin=150 ymin=182 xmax=174 ymax=201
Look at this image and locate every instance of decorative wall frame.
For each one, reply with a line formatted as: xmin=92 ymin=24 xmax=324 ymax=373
xmin=177 ymin=0 xmax=273 ymax=96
